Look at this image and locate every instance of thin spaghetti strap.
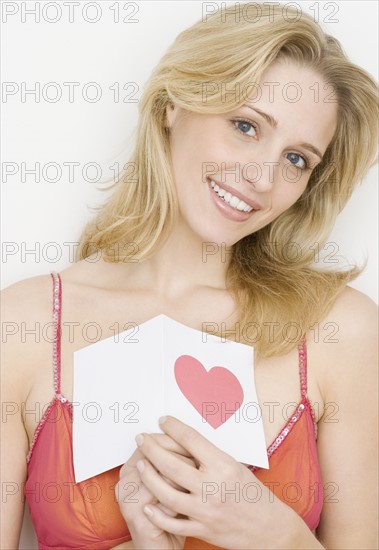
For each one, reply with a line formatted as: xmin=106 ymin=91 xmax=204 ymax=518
xmin=298 ymin=335 xmax=308 ymax=399
xmin=50 ymin=271 xmax=67 ymax=403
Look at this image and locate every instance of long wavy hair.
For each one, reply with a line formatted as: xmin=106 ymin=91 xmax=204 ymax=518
xmin=76 ymin=2 xmax=378 ymax=359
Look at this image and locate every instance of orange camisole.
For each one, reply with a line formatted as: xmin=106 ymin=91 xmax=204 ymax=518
xmin=24 ymin=272 xmax=323 ymax=549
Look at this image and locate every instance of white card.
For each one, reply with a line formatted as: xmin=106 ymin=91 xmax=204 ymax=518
xmin=73 ymin=314 xmax=269 ymax=483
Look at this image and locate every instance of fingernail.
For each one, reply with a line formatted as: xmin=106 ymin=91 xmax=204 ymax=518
xmin=136 ymin=460 xmax=145 ymax=472
xmin=158 ymin=416 xmax=167 ymax=425
xmin=144 ymin=505 xmax=153 ymax=517
xmin=135 ymin=434 xmax=144 ymax=446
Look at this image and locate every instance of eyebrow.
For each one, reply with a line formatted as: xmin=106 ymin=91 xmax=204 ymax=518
xmin=243 ymin=105 xmax=324 ymax=161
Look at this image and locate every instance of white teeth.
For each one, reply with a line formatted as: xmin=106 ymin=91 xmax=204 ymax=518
xmin=210 ymin=180 xmax=253 ymax=212
xmin=229 ymin=196 xmax=240 ymax=208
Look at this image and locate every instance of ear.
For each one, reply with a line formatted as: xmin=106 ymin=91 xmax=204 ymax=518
xmin=165 ymin=102 xmax=179 ymax=129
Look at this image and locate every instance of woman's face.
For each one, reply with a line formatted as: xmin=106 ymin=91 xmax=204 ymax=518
xmin=165 ymin=58 xmax=338 ymax=247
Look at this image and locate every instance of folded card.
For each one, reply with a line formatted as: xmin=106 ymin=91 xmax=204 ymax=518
xmin=72 ymin=314 xmax=269 ymax=483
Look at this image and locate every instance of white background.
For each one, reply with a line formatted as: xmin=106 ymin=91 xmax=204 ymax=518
xmin=0 ymin=1 xmax=377 ymax=547
xmin=1 ymin=1 xmax=378 ymax=303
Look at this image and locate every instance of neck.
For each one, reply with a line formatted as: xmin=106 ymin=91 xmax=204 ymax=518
xmin=123 ymin=216 xmax=233 ymax=299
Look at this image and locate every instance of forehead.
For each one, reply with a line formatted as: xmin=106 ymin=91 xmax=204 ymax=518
xmin=244 ymin=58 xmax=338 ymax=146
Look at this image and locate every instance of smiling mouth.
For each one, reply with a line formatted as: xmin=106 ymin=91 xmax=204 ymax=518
xmin=208 ymin=179 xmax=254 ymax=212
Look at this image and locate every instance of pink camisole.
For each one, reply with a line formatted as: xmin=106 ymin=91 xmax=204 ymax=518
xmin=24 ymin=271 xmax=323 ymax=549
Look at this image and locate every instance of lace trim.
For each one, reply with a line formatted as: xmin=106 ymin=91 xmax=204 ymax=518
xmin=51 ymin=271 xmax=69 ymax=403
xmin=299 ymin=336 xmax=318 ymax=439
xmin=26 ymin=397 xmax=73 ymax=464
xmin=26 ymin=272 xmax=69 ymax=465
xmin=248 ymin=336 xmax=316 ymax=471
xmin=51 ymin=272 xmax=62 ymax=397
xmin=299 ymin=337 xmax=308 ymax=399
xmin=249 ymin=399 xmax=307 ymax=472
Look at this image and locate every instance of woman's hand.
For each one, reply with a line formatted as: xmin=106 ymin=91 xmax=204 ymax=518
xmin=134 ymin=416 xmax=302 ymax=550
xmin=115 ymin=432 xmax=197 ymax=550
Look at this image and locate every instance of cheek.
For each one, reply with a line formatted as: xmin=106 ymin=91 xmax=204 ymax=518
xmin=171 ymin=130 xmax=225 ymax=187
xmin=170 ymin=130 xmax=202 ymax=176
xmin=271 ymin=179 xmax=308 ymax=212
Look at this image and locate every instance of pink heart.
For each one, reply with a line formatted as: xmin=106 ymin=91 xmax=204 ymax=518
xmin=174 ymin=355 xmax=244 ymax=429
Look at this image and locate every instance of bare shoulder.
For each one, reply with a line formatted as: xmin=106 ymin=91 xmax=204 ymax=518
xmin=308 ymin=285 xmax=378 ymax=404
xmin=311 ymin=290 xmax=378 ymax=547
xmin=323 ymin=284 xmax=377 ymax=351
xmin=1 ymin=266 xmax=88 ymax=317
xmin=329 ymin=284 xmax=377 ymax=325
xmin=1 ymin=273 xmax=55 ymax=402
xmin=1 ymin=274 xmax=52 ymax=328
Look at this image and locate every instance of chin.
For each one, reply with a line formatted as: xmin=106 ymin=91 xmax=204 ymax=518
xmin=193 ymin=226 xmax=239 ymax=250
xmin=180 ymin=209 xmax=245 ymax=249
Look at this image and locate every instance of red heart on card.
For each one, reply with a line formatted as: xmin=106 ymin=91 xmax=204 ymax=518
xmin=174 ymin=354 xmax=244 ymax=429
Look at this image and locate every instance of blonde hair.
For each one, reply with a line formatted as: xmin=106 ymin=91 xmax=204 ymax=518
xmin=76 ymin=2 xmax=378 ymax=359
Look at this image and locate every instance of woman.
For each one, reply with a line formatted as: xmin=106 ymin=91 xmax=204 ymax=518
xmin=2 ymin=3 xmax=378 ymax=549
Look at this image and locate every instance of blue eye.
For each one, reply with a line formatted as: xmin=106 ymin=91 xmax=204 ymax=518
xmin=286 ymin=152 xmax=308 ymax=170
xmin=232 ymin=118 xmax=311 ymax=171
xmin=233 ymin=119 xmax=257 ymax=137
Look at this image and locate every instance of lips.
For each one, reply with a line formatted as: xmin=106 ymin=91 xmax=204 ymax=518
xmin=207 ymin=178 xmax=262 ymax=210
xmin=207 ymin=180 xmax=256 ymax=222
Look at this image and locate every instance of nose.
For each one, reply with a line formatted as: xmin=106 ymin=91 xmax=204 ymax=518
xmin=241 ymin=158 xmax=277 ymax=193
